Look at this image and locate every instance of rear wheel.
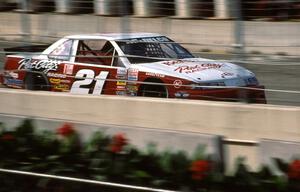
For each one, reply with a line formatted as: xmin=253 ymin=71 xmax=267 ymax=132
xmin=138 ymin=79 xmax=168 ymax=98
xmin=24 ymin=73 xmax=49 ymax=91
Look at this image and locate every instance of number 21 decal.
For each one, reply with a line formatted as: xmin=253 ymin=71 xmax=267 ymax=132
xmin=70 ymin=69 xmax=109 ymax=95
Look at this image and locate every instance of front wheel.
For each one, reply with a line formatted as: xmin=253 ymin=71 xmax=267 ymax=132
xmin=138 ymin=83 xmax=168 ymax=98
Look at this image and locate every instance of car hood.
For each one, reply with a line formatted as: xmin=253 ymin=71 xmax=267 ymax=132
xmin=131 ymin=58 xmax=255 ymax=85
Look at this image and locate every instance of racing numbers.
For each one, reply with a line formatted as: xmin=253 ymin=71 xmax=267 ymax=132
xmin=71 ymin=69 xmax=93 ymax=94
xmin=70 ymin=69 xmax=109 ymax=95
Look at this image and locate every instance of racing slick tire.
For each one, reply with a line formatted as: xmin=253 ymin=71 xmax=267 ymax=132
xmin=138 ymin=78 xmax=168 ymax=98
xmin=24 ymin=72 xmax=50 ymax=91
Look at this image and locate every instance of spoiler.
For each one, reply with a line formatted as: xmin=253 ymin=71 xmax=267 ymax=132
xmin=4 ymin=44 xmax=51 ymax=55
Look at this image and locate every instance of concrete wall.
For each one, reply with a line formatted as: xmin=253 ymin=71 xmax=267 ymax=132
xmin=0 ymin=89 xmax=299 ymax=142
xmin=0 ymin=12 xmax=299 ymax=55
xmin=0 ymin=88 xmax=299 ymax=170
xmin=259 ymin=139 xmax=300 ymax=174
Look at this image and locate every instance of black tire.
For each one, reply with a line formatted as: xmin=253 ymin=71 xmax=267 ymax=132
xmin=138 ymin=81 xmax=168 ymax=98
xmin=24 ymin=73 xmax=49 ymax=91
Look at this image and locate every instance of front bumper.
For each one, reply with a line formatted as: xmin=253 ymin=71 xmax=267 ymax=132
xmin=174 ymin=85 xmax=267 ymax=104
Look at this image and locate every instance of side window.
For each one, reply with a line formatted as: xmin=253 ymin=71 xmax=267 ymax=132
xmin=49 ymin=40 xmax=73 ymax=60
xmin=76 ymin=40 xmax=115 ymax=66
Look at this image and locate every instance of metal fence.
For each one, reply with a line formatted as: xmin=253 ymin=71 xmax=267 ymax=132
xmin=1 ymin=0 xmax=300 ymax=19
xmin=0 ymin=0 xmax=299 ymax=54
xmin=0 ymin=168 xmax=178 ymax=192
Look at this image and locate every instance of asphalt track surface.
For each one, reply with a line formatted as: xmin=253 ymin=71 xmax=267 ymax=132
xmin=0 ymin=40 xmax=299 ymax=106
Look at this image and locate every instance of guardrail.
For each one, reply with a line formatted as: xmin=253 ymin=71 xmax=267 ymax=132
xmin=0 ymin=168 xmax=177 ymax=192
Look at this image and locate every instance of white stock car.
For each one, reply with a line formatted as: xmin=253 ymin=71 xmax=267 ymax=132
xmin=1 ymin=33 xmax=266 ymax=103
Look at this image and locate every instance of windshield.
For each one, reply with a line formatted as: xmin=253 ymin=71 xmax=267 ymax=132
xmin=116 ymin=36 xmax=194 ymax=64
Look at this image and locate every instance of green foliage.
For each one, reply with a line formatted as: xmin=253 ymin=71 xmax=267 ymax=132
xmin=192 ymin=144 xmax=207 ymax=160
xmin=15 ymin=119 xmax=35 ymax=137
xmin=273 ymin=158 xmax=289 ymax=173
xmin=0 ymin=119 xmax=299 ymax=192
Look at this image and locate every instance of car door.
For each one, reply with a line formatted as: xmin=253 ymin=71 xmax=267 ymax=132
xmin=66 ymin=39 xmax=128 ymax=96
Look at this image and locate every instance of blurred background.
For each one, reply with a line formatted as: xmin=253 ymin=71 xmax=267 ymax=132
xmin=0 ymin=0 xmax=299 ymax=105
xmin=0 ymin=1 xmax=300 ymax=190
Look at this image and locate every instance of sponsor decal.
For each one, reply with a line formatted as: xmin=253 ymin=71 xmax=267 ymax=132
xmin=116 ymin=86 xmax=126 ymax=91
xmin=4 ymin=71 xmax=19 ymax=79
xmin=49 ymin=78 xmax=70 ymax=84
xmin=54 ymin=84 xmax=69 ymax=91
xmin=129 ymin=92 xmax=137 ymax=96
xmin=4 ymin=78 xmax=23 ymax=88
xmin=116 ymin=91 xmax=126 ymax=96
xmin=163 ymin=60 xmax=185 ymax=66
xmin=18 ymin=58 xmax=60 ymax=73
xmin=145 ymin=72 xmax=165 ymax=78
xmin=175 ymin=64 xmax=223 ymax=74
xmin=49 ymin=78 xmax=61 ymax=84
xmin=63 ymin=64 xmax=74 ymax=75
xmin=117 ymin=81 xmax=127 ymax=86
xmin=175 ymin=92 xmax=190 ymax=98
xmin=221 ymin=72 xmax=234 ymax=78
xmin=127 ymin=85 xmax=138 ymax=92
xmin=127 ymin=37 xmax=170 ymax=44
xmin=128 ymin=68 xmax=139 ymax=81
xmin=60 ymin=79 xmax=71 ymax=84
xmin=47 ymin=72 xmax=67 ymax=78
xmin=173 ymin=80 xmax=182 ymax=88
xmin=116 ymin=68 xmax=127 ymax=79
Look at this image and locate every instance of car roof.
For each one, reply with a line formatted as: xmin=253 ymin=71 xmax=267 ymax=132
xmin=65 ymin=33 xmax=163 ymax=41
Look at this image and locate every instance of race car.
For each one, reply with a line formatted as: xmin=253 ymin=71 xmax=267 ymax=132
xmin=0 ymin=33 xmax=266 ymax=103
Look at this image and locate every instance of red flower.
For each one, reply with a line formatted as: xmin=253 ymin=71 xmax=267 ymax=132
xmin=109 ymin=133 xmax=128 ymax=153
xmin=56 ymin=123 xmax=75 ymax=137
xmin=1 ymin=133 xmax=15 ymax=141
xmin=288 ymin=160 xmax=300 ymax=180
xmin=190 ymin=160 xmax=211 ymax=181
